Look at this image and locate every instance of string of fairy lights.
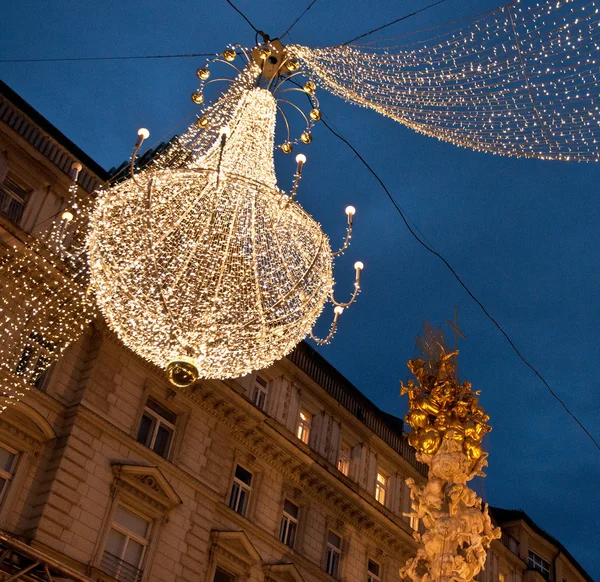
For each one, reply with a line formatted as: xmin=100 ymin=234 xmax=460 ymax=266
xmin=290 ymin=0 xmax=600 ymax=161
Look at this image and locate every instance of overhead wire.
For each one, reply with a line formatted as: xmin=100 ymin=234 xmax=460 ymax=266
xmin=0 ymin=53 xmax=215 ymax=64
xmin=224 ymin=0 xmax=270 ymax=42
xmin=339 ymin=0 xmax=454 ymax=46
xmin=318 ymin=116 xmax=600 ymax=453
xmin=281 ymin=0 xmax=320 ymax=40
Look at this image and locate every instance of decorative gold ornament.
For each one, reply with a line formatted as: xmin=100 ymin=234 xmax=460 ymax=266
xmin=191 ymin=92 xmax=204 ymax=104
xmin=289 ymin=0 xmax=600 ymax=162
xmin=281 ymin=142 xmax=293 ymax=154
xmin=309 ymin=108 xmax=321 ymax=121
xmin=257 ymin=48 xmax=270 ymax=60
xmin=88 ymin=73 xmax=363 ymax=382
xmin=303 ymin=81 xmax=316 ymax=95
xmin=400 ymin=322 xmax=499 ymax=582
xmin=223 ymin=49 xmax=236 ymax=62
xmin=196 ymin=68 xmax=210 ymax=80
xmin=285 ymin=59 xmax=300 ymax=71
xmin=196 ymin=116 xmax=209 ymax=128
xmin=300 ymin=131 xmax=312 ymax=144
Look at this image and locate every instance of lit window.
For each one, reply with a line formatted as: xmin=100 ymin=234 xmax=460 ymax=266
xmin=528 ymin=551 xmax=551 ymax=579
xmin=101 ymin=504 xmax=151 ymax=582
xmin=279 ymin=499 xmax=299 ymax=549
xmin=0 ymin=444 xmax=18 ymax=504
xmin=337 ymin=441 xmax=351 ymax=476
xmin=325 ymin=530 xmax=342 ymax=578
xmin=0 ymin=174 xmax=30 ymax=225
xmin=409 ymin=500 xmax=419 ymax=531
xmin=375 ymin=471 xmax=388 ymax=505
xmin=498 ymin=574 xmax=506 ymax=582
xmin=229 ymin=465 xmax=252 ymax=517
xmin=368 ymin=559 xmax=381 ymax=582
xmin=15 ymin=331 xmax=56 ymax=387
xmin=136 ymin=397 xmax=177 ymax=458
xmin=297 ymin=409 xmax=312 ymax=445
xmin=214 ymin=567 xmax=235 ymax=582
xmin=252 ymin=375 xmax=268 ymax=411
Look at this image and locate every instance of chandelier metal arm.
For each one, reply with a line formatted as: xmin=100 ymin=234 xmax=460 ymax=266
xmin=331 ymin=282 xmax=360 ymax=308
xmin=309 ymin=307 xmax=342 ymax=345
xmin=276 ymin=99 xmax=311 ymax=128
xmin=332 ymin=224 xmax=352 ymax=256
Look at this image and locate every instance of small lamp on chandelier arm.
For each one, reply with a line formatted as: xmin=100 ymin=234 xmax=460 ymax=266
xmin=295 ymin=153 xmax=307 ymax=165
xmin=136 ymin=128 xmax=150 ymax=147
xmin=354 ymin=261 xmax=364 ymax=283
xmin=345 ymin=205 xmax=356 ymax=221
xmin=61 ymin=210 xmax=74 ymax=223
xmin=334 ymin=305 xmax=344 ymax=316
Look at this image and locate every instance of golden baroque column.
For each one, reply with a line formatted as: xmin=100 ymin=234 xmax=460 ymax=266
xmin=399 ymin=327 xmax=500 ymax=582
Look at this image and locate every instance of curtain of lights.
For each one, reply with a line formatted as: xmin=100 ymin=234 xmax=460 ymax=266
xmin=291 ymin=0 xmax=600 ymax=161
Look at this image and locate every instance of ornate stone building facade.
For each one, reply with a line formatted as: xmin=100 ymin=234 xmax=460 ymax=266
xmin=0 ymin=79 xmax=592 ymax=582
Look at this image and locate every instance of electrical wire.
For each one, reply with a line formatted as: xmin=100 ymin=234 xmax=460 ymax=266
xmin=340 ymin=0 xmax=452 ymax=46
xmin=224 ymin=0 xmax=270 ymax=42
xmin=319 ymin=116 xmax=600 ymax=453
xmin=281 ymin=0 xmax=320 ymax=40
xmin=0 ymin=53 xmax=215 ymax=64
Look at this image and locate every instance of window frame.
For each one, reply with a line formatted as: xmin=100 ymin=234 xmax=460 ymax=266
xmin=251 ymin=374 xmax=269 ymax=411
xmin=101 ymin=502 xmax=152 ymax=582
xmin=528 ymin=550 xmax=551 ymax=579
xmin=375 ymin=470 xmax=389 ymax=506
xmin=0 ymin=172 xmax=31 ymax=225
xmin=279 ymin=498 xmax=299 ymax=549
xmin=0 ymin=443 xmax=19 ymax=505
xmin=296 ymin=409 xmax=312 ymax=445
xmin=337 ymin=441 xmax=352 ymax=476
xmin=325 ymin=529 xmax=342 ymax=578
xmin=367 ymin=559 xmax=381 ymax=582
xmin=228 ymin=464 xmax=253 ymax=517
xmin=136 ymin=396 xmax=177 ymax=459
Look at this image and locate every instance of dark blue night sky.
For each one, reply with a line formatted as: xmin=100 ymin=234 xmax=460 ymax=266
xmin=1 ymin=0 xmax=599 ymax=577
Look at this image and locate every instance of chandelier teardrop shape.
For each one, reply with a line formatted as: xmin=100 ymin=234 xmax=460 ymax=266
xmin=88 ymin=86 xmax=337 ymax=381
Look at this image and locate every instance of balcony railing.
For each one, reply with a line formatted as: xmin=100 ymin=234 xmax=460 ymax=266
xmin=100 ymin=552 xmax=144 ymax=582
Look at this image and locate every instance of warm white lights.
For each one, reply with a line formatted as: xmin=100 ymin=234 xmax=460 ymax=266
xmin=295 ymin=153 xmax=307 ymax=164
xmin=354 ymin=261 xmax=364 ymax=271
xmin=137 ymin=128 xmax=150 ymax=140
xmin=290 ymin=0 xmax=600 ymax=162
xmin=61 ymin=210 xmax=74 ymax=223
xmin=345 ymin=205 xmax=356 ymax=217
xmin=88 ymin=77 xmax=362 ymax=382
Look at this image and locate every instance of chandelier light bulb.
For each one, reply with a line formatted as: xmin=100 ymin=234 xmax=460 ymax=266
xmin=354 ymin=261 xmax=364 ymax=271
xmin=137 ymin=128 xmax=150 ymax=140
xmin=334 ymin=306 xmax=344 ymax=315
xmin=61 ymin=210 xmax=74 ymax=223
xmin=220 ymin=126 xmax=231 ymax=138
xmin=345 ymin=205 xmax=356 ymax=217
xmin=295 ymin=153 xmax=307 ymax=165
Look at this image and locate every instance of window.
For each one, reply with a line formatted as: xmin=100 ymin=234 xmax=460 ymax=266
xmin=252 ymin=375 xmax=268 ymax=411
xmin=325 ymin=530 xmax=342 ymax=578
xmin=297 ymin=409 xmax=312 ymax=444
xmin=409 ymin=501 xmax=419 ymax=531
xmin=0 ymin=444 xmax=18 ymax=504
xmin=14 ymin=331 xmax=56 ymax=387
xmin=279 ymin=499 xmax=299 ymax=549
xmin=229 ymin=465 xmax=252 ymax=517
xmin=528 ymin=551 xmax=551 ymax=580
xmin=136 ymin=397 xmax=177 ymax=458
xmin=101 ymin=504 xmax=151 ymax=582
xmin=214 ymin=567 xmax=235 ymax=582
xmin=338 ymin=441 xmax=351 ymax=476
xmin=375 ymin=471 xmax=388 ymax=505
xmin=0 ymin=174 xmax=30 ymax=224
xmin=367 ymin=559 xmax=381 ymax=582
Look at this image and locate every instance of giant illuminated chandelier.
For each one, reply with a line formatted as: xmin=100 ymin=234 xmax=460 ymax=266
xmin=88 ymin=49 xmax=363 ymax=384
xmin=0 ymin=166 xmax=95 ymax=411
